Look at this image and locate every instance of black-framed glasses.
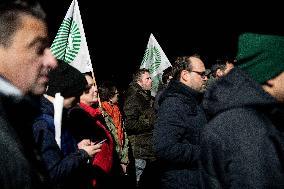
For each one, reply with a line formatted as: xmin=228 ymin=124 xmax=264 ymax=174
xmin=191 ymin=70 xmax=207 ymax=79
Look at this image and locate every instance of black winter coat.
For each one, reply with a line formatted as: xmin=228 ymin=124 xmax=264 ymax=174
xmin=0 ymin=76 xmax=52 ymax=189
xmin=201 ymin=68 xmax=284 ymax=188
xmin=154 ymin=80 xmax=207 ymax=189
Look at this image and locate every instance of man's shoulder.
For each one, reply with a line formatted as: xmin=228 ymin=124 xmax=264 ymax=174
xmin=205 ymin=107 xmax=266 ymax=135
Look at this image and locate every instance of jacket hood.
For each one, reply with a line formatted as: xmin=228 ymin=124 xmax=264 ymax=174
xmin=203 ymin=68 xmax=277 ymax=117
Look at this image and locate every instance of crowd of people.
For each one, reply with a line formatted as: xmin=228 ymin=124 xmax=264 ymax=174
xmin=1 ymin=1 xmax=284 ymax=189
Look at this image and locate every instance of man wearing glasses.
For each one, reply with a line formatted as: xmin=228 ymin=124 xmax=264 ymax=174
xmin=153 ymin=55 xmax=208 ymax=189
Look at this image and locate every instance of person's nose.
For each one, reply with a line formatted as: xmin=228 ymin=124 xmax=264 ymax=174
xmin=91 ymin=85 xmax=98 ymax=93
xmin=43 ymin=48 xmax=57 ymax=69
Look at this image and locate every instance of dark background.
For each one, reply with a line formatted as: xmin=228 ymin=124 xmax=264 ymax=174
xmin=40 ymin=0 xmax=283 ymax=91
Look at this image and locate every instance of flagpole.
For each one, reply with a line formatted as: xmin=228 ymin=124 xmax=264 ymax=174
xmin=50 ymin=0 xmax=101 ymax=107
xmin=91 ymin=70 xmax=101 ymax=107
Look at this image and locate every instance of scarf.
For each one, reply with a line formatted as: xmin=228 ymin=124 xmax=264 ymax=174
xmin=101 ymin=101 xmax=123 ymax=146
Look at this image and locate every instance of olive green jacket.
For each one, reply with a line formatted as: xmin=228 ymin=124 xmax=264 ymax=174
xmin=123 ymin=82 xmax=156 ymax=161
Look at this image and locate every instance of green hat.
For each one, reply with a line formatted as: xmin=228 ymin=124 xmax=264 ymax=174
xmin=237 ymin=33 xmax=284 ymax=84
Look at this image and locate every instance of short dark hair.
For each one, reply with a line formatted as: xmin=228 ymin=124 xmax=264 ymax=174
xmin=211 ymin=56 xmax=236 ymax=77
xmin=172 ymin=54 xmax=200 ymax=80
xmin=98 ymin=81 xmax=118 ymax=102
xmin=210 ymin=64 xmax=226 ymax=77
xmin=132 ymin=68 xmax=150 ymax=83
xmin=0 ymin=0 xmax=46 ymax=47
xmin=162 ymin=66 xmax=173 ymax=84
xmin=46 ymin=60 xmax=87 ymax=98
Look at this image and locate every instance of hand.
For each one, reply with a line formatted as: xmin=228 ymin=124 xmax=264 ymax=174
xmin=78 ymin=139 xmax=102 ymax=157
xmin=77 ymin=139 xmax=91 ymax=149
xmin=121 ymin=163 xmax=128 ymax=174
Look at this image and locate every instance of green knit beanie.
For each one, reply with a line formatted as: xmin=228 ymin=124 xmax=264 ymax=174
xmin=237 ymin=33 xmax=284 ymax=84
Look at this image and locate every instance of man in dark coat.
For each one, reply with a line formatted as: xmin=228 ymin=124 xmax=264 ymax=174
xmin=0 ymin=1 xmax=57 ymax=188
xmin=153 ymin=55 xmax=208 ymax=189
xmin=201 ymin=33 xmax=284 ymax=188
xmin=123 ymin=68 xmax=157 ymax=187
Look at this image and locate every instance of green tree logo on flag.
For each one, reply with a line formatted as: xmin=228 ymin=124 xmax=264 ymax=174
xmin=140 ymin=33 xmax=171 ymax=96
xmin=142 ymin=47 xmax=162 ymax=74
xmin=141 ymin=47 xmax=162 ymax=94
xmin=51 ymin=18 xmax=81 ymax=63
xmin=50 ymin=0 xmax=93 ymax=73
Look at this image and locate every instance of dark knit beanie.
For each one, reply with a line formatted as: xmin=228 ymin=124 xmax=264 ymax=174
xmin=46 ymin=61 xmax=87 ymax=98
xmin=237 ymin=33 xmax=284 ymax=84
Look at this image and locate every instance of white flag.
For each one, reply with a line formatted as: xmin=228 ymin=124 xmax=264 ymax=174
xmin=140 ymin=33 xmax=172 ymax=96
xmin=51 ymin=0 xmax=92 ymax=73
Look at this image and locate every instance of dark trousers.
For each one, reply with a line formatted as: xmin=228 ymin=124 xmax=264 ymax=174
xmin=138 ymin=160 xmax=161 ymax=189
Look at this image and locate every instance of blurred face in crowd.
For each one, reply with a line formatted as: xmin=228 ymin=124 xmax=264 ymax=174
xmin=110 ymin=88 xmax=119 ymax=104
xmin=138 ymin=71 xmax=152 ymax=91
xmin=181 ymin=56 xmax=208 ymax=92
xmin=167 ymin=76 xmax=173 ymax=84
xmin=263 ymin=71 xmax=284 ymax=103
xmin=216 ymin=62 xmax=235 ymax=78
xmin=80 ymin=75 xmax=98 ymax=106
xmin=0 ymin=14 xmax=57 ymax=95
xmin=224 ymin=62 xmax=234 ymax=75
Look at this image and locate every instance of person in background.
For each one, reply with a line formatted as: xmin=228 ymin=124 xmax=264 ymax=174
xmin=99 ymin=81 xmax=130 ymax=173
xmin=32 ymin=62 xmax=101 ymax=189
xmin=201 ymin=32 xmax=284 ymax=188
xmin=211 ymin=57 xmax=235 ymax=79
xmin=154 ymin=66 xmax=173 ymax=112
xmin=0 ymin=0 xmax=57 ymax=188
xmin=99 ymin=81 xmax=137 ymax=188
xmin=123 ymin=68 xmax=157 ymax=188
xmin=153 ymin=54 xmax=208 ymax=189
xmin=205 ymin=57 xmax=235 ymax=90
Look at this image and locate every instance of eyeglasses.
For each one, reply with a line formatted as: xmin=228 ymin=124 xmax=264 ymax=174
xmin=190 ymin=70 xmax=207 ymax=79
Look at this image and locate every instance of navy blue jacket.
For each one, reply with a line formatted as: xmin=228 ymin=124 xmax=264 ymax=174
xmin=32 ymin=97 xmax=92 ymax=189
xmin=154 ymin=80 xmax=207 ymax=189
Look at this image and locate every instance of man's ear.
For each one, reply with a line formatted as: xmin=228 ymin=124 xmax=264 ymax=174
xmin=137 ymin=79 xmax=142 ymax=86
xmin=180 ymin=70 xmax=189 ymax=81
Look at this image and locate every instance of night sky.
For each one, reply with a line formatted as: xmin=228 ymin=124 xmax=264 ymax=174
xmin=40 ymin=0 xmax=282 ymax=90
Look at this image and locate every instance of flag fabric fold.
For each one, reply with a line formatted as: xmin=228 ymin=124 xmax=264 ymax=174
xmin=140 ymin=33 xmax=172 ymax=96
xmin=51 ymin=0 xmax=92 ymax=73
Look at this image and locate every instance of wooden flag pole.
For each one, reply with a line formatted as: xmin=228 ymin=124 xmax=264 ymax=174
xmin=91 ymin=70 xmax=101 ymax=107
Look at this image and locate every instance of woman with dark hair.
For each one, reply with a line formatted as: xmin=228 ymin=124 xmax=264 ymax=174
xmin=99 ymin=81 xmax=130 ymax=175
xmin=68 ymin=74 xmax=120 ymax=189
